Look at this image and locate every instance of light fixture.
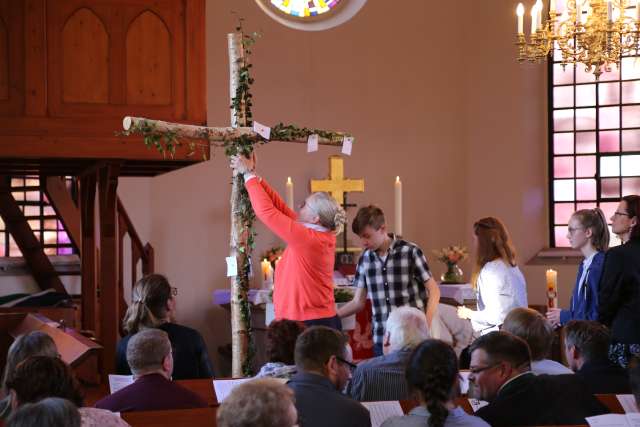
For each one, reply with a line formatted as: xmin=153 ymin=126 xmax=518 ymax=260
xmin=515 ymin=0 xmax=640 ymax=78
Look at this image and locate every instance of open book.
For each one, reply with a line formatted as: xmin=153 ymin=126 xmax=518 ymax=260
xmin=361 ymin=401 xmax=404 ymax=427
xmin=212 ymin=378 xmax=288 ymax=403
xmin=108 ymin=375 xmax=134 ymax=394
xmin=587 ymin=413 xmax=640 ymax=427
xmin=618 ymin=395 xmax=640 ymax=414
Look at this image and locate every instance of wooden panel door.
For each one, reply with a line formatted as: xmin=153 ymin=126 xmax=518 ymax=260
xmin=0 ymin=0 xmax=24 ymax=116
xmin=46 ymin=0 xmax=193 ymax=121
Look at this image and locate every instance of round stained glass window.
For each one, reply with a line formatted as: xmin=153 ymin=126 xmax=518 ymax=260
xmin=270 ymin=0 xmax=343 ymax=18
xmin=255 ymin=0 xmax=367 ymax=31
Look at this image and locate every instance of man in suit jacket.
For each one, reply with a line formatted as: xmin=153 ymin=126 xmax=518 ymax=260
xmin=563 ymin=320 xmax=631 ymax=394
xmin=287 ymin=326 xmax=370 ymax=427
xmin=598 ymin=195 xmax=640 ymax=368
xmin=95 ymin=329 xmax=207 ymax=412
xmin=469 ymin=331 xmax=608 ymax=427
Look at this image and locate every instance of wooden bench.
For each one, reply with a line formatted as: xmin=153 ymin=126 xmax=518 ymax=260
xmin=121 ymin=407 xmax=217 ymax=427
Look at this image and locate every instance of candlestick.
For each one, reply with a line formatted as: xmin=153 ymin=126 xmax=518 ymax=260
xmin=546 ymin=269 xmax=558 ymax=308
xmin=286 ymin=177 xmax=294 ymax=210
xmin=394 ymin=176 xmax=403 ymax=237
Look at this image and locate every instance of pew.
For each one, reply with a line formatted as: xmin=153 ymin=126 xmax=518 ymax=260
xmin=121 ymin=407 xmax=217 ymax=427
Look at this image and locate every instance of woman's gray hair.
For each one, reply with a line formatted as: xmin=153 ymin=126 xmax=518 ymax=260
xmin=6 ymin=397 xmax=80 ymax=427
xmin=305 ymin=192 xmax=347 ymax=235
xmin=385 ymin=306 xmax=430 ymax=351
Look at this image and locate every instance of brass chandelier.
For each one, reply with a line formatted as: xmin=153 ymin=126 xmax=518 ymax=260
xmin=516 ymin=0 xmax=640 ymax=78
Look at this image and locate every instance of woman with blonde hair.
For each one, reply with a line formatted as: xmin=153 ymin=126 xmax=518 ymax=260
xmin=457 ymin=217 xmax=527 ymax=335
xmin=231 ymin=153 xmax=347 ymax=330
xmin=546 ymin=208 xmax=609 ymax=327
xmin=116 ymin=274 xmax=213 ymax=379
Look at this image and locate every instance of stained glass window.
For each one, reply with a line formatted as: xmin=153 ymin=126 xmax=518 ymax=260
xmin=550 ymin=36 xmax=640 ymax=247
xmin=1 ymin=176 xmax=77 ymax=257
xmin=270 ymin=0 xmax=342 ymax=17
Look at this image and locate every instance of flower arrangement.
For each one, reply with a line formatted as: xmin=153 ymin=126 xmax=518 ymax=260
xmin=432 ymin=245 xmax=468 ymax=266
xmin=432 ymin=245 xmax=468 ymax=284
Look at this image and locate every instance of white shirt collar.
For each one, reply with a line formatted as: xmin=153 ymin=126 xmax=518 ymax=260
xmin=301 ymin=222 xmax=330 ymax=232
xmin=582 ymin=251 xmax=597 ymax=270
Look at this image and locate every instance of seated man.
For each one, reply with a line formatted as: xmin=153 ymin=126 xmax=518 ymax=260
xmin=288 ymin=326 xmax=370 ymax=427
xmin=95 ymin=329 xmax=207 ymax=412
xmin=349 ymin=306 xmax=429 ymax=401
xmin=469 ymin=331 xmax=608 ymax=427
xmin=563 ymin=320 xmax=630 ymax=394
xmin=501 ymin=307 xmax=572 ymax=375
xmin=217 ymin=378 xmax=298 ymax=427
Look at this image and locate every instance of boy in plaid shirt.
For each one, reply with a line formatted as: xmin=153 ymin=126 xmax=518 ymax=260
xmin=337 ymin=205 xmax=440 ymax=356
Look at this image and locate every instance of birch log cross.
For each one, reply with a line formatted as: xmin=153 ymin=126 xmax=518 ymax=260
xmin=122 ymin=30 xmax=353 ymax=377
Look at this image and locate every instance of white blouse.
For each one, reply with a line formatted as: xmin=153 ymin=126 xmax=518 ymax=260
xmin=470 ymin=259 xmax=528 ymax=334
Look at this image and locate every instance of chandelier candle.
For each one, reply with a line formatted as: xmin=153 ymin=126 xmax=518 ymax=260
xmin=394 ymin=176 xmax=402 ymax=237
xmin=517 ymin=3 xmax=525 ymax=33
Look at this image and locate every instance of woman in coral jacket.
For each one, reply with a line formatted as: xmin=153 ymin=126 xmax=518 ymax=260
xmin=231 ymin=153 xmax=347 ymax=330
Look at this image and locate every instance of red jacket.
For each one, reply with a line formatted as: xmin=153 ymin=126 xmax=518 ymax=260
xmin=245 ymin=177 xmax=336 ymax=321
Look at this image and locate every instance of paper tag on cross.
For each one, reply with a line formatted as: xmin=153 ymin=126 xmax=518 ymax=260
xmin=226 ymin=256 xmax=238 ymax=277
xmin=253 ymin=121 xmax=271 ymax=140
xmin=342 ymin=137 xmax=353 ymax=156
xmin=307 ymin=134 xmax=319 ymax=152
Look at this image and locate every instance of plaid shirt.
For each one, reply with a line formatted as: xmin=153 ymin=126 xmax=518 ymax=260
xmin=353 ymin=235 xmax=432 ymax=345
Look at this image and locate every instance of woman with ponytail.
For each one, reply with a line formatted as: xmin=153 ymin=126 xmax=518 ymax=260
xmin=231 ymin=153 xmax=347 ymax=330
xmin=546 ymin=208 xmax=609 ymax=327
xmin=116 ymin=274 xmax=214 ymax=379
xmin=381 ymin=340 xmax=489 ymax=427
xmin=457 ymin=218 xmax=527 ymax=335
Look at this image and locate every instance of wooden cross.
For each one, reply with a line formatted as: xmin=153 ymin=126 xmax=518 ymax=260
xmin=122 ymin=31 xmax=353 ymax=377
xmin=310 ymin=155 xmax=364 ymax=205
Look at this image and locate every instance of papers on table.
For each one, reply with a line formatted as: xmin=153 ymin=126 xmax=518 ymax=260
xmin=108 ymin=375 xmax=134 ymax=394
xmin=587 ymin=413 xmax=640 ymax=427
xmin=619 ymin=395 xmax=640 ymax=413
xmin=361 ymin=401 xmax=404 ymax=427
xmin=468 ymin=398 xmax=489 ymax=412
xmin=213 ymin=378 xmax=287 ymax=403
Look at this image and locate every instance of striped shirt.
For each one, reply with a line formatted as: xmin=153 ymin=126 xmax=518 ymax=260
xmin=353 ymin=235 xmax=432 ymax=345
xmin=348 ymin=349 xmax=413 ymax=402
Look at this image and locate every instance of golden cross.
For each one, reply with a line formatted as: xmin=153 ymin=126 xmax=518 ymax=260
xmin=310 ymin=155 xmax=364 ymax=204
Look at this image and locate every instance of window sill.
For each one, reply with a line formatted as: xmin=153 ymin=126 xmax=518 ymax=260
xmin=526 ymin=248 xmax=582 ymax=265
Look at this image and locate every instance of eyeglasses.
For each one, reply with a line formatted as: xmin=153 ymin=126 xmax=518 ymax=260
xmin=335 ymin=356 xmax=357 ymax=371
xmin=613 ymin=211 xmax=630 ymax=217
xmin=171 ymin=287 xmax=178 ymax=297
xmin=567 ymin=227 xmax=584 ymax=235
xmin=469 ymin=363 xmax=500 ymax=375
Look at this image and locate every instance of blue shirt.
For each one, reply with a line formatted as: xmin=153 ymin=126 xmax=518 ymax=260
xmin=348 ymin=349 xmax=413 ymax=401
xmin=560 ymin=251 xmax=605 ymax=324
xmin=382 ymin=406 xmax=490 ymax=427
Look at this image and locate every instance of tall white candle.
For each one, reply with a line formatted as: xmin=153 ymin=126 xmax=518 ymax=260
xmin=517 ymin=3 xmax=525 ymax=34
xmin=531 ymin=5 xmax=538 ymax=34
xmin=394 ymin=176 xmax=403 ymax=237
xmin=636 ymin=0 xmax=640 ymax=21
xmin=536 ymin=0 xmax=543 ymax=29
xmin=550 ymin=0 xmax=556 ymax=13
xmin=286 ymin=177 xmax=294 ymax=210
xmin=607 ymin=0 xmax=613 ymax=22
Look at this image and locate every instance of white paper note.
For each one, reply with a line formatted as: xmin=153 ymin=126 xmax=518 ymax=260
xmin=468 ymin=398 xmax=489 ymax=412
xmin=307 ymin=134 xmax=319 ymax=152
xmin=618 ymin=395 xmax=640 ymax=413
xmin=226 ymin=256 xmax=238 ymax=277
xmin=361 ymin=401 xmax=404 ymax=427
xmin=342 ymin=136 xmax=353 ymax=155
xmin=213 ymin=378 xmax=251 ymax=402
xmin=459 ymin=371 xmax=470 ymax=395
xmin=253 ymin=121 xmax=271 ymax=140
xmin=587 ymin=414 xmax=632 ymax=427
xmin=108 ymin=375 xmax=134 ymax=394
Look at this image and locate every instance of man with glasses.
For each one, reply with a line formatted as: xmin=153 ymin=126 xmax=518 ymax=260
xmin=469 ymin=331 xmax=606 ymax=427
xmin=287 ymin=326 xmax=370 ymax=427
